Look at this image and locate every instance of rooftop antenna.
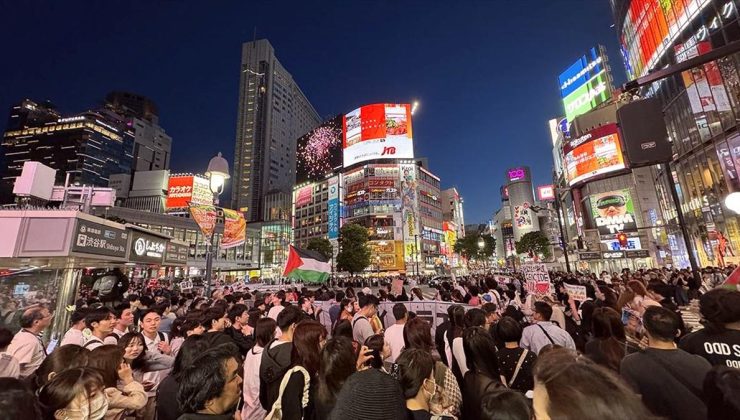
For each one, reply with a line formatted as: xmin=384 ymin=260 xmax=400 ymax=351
xmin=253 ymin=26 xmax=257 ymax=47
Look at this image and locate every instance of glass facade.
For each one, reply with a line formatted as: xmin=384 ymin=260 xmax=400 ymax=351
xmin=615 ymin=0 xmax=740 ymax=267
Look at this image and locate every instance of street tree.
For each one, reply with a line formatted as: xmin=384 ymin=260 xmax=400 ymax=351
xmin=515 ymin=231 xmax=552 ymax=260
xmin=336 ymin=224 xmax=371 ymax=275
xmin=305 ymin=237 xmax=334 ymax=261
xmin=454 ymin=234 xmax=495 ymax=268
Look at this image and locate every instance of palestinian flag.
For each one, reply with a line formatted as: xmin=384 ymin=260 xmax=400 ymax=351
xmin=283 ymin=246 xmax=331 ymax=283
xmin=722 ymin=265 xmax=740 ymax=291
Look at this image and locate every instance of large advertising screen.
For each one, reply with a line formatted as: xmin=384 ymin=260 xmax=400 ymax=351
xmin=343 ymin=103 xmax=414 ymax=167
xmin=620 ymin=0 xmax=711 ymax=79
xmin=558 ymin=46 xmax=612 ymax=122
xmin=563 ymin=123 xmax=626 ymax=186
xmin=589 ymin=189 xmax=638 ymax=236
xmin=296 ymin=115 xmax=343 ymax=184
xmin=166 ymin=175 xmax=212 ymax=210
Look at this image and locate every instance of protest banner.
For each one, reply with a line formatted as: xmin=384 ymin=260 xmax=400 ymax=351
xmin=391 ymin=278 xmax=404 ymax=296
xmin=564 ymin=283 xmax=588 ymax=301
xmin=521 ymin=263 xmax=551 ymax=295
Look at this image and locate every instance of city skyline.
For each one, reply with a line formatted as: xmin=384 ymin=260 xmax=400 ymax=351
xmin=0 ymin=1 xmax=623 ymax=222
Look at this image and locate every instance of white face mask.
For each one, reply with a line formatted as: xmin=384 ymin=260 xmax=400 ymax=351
xmin=422 ymin=378 xmax=437 ymax=402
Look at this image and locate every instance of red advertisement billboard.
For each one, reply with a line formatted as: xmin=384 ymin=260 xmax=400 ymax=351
xmin=343 ymin=103 xmax=414 ymax=167
xmin=563 ymin=123 xmax=627 ymax=186
xmin=166 ymin=175 xmax=212 ymax=209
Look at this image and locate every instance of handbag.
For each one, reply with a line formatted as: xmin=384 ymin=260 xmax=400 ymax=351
xmin=500 ymin=349 xmax=528 ymax=388
xmin=265 ymin=366 xmax=310 ymax=420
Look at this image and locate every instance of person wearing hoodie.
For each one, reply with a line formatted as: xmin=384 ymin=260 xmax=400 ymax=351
xmin=259 ymin=304 xmax=303 ymax=411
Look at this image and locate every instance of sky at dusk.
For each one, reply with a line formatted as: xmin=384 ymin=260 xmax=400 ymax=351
xmin=0 ymin=0 xmax=626 ymax=223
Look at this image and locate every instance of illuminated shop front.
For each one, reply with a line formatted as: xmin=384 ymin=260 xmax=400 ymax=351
xmin=612 ymin=0 xmax=740 ymax=267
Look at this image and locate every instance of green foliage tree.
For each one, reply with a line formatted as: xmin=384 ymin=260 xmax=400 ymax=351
xmin=515 ymin=231 xmax=552 ymax=260
xmin=453 ymin=234 xmax=495 ymax=267
xmin=336 ymin=224 xmax=371 ymax=275
xmin=305 ymin=237 xmax=334 ymax=261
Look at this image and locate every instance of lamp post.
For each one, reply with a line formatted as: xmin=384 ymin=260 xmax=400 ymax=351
xmin=204 ymin=152 xmax=230 ymax=297
xmin=414 ymin=234 xmax=420 ymax=279
xmin=478 ymin=236 xmax=485 ymax=271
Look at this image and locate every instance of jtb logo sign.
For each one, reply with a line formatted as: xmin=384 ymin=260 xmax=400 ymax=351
xmin=381 ymin=146 xmax=396 ymax=156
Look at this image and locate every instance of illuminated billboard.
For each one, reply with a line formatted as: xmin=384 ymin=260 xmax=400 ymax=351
xmin=563 ymin=123 xmax=626 ymax=186
xmin=620 ymin=0 xmax=712 ymax=79
xmin=294 ymin=184 xmax=313 ymax=208
xmin=589 ymin=189 xmax=638 ymax=236
xmin=558 ymin=46 xmax=613 ymax=122
xmin=166 ymin=175 xmax=212 ymax=210
xmin=507 ymin=167 xmax=529 ymax=182
xmin=537 ymin=185 xmax=555 ymax=201
xmin=343 ymin=103 xmax=414 ymax=167
xmin=296 ymin=115 xmax=343 ymax=184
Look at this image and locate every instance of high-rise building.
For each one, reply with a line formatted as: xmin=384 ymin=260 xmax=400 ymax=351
xmin=105 ymin=92 xmax=172 ymax=172
xmin=442 ymin=187 xmax=465 ymax=239
xmin=1 ymin=99 xmax=134 ymax=202
xmin=232 ymin=39 xmax=321 ymax=221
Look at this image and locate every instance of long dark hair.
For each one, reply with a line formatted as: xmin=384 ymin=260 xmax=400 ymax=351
xmin=591 ymin=307 xmax=627 ymax=372
xmin=172 ymin=335 xmax=210 ymax=378
xmin=38 ymin=367 xmax=104 ymax=420
xmin=364 ymin=334 xmax=385 ymax=369
xmin=316 ymin=337 xmax=356 ymax=411
xmin=88 ymin=345 xmax=124 ymax=388
xmin=34 ymin=344 xmax=90 ymax=391
xmin=463 ymin=327 xmax=501 ymax=379
xmin=118 ymin=332 xmax=147 ymax=370
xmin=403 ymin=317 xmax=434 ymax=353
xmin=291 ymin=320 xmax=327 ymax=377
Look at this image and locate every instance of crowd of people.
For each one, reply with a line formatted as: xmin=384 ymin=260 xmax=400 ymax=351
xmin=0 ymin=265 xmax=738 ymax=420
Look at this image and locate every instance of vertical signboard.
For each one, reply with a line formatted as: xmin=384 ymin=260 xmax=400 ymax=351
xmin=558 ymin=46 xmax=613 ymax=122
xmin=327 ymin=175 xmax=340 ymax=239
xmin=400 ymin=163 xmax=420 ymax=265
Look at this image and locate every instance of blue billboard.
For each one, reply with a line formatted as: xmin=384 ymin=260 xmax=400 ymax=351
xmin=328 ymin=198 xmax=339 ymax=239
xmin=558 ymin=46 xmax=606 ymax=99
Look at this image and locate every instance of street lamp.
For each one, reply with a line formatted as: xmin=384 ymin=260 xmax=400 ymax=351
xmin=725 ymin=192 xmax=740 ymax=214
xmin=204 ymin=152 xmax=230 ymax=297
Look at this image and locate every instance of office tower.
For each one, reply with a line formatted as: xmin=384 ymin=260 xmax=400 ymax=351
xmin=232 ymin=39 xmax=321 ymax=221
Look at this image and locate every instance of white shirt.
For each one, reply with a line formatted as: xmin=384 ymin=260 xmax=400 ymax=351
xmin=0 ymin=352 xmax=20 ymax=379
xmin=384 ymin=323 xmax=405 ymax=363
xmin=60 ymin=328 xmax=85 ymax=347
xmin=6 ymin=329 xmax=46 ymax=378
xmin=242 ymin=345 xmax=266 ymax=420
xmin=452 ymin=336 xmax=468 ymax=377
xmin=142 ymin=332 xmax=170 ymax=396
xmin=83 ymin=336 xmax=105 ymax=350
xmin=268 ymin=305 xmax=284 ymax=321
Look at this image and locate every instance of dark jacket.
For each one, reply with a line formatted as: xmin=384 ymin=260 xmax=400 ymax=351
xmin=202 ymin=331 xmax=235 ymax=350
xmin=462 ymin=371 xmax=504 ymax=419
xmin=435 ymin=321 xmax=450 ymax=366
xmin=225 ymin=327 xmax=255 ymax=356
xmin=259 ymin=339 xmax=293 ymax=411
xmin=157 ymin=375 xmax=181 ymax=420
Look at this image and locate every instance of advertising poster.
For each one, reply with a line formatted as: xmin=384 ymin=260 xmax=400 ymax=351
xmin=564 ymin=284 xmax=588 ymax=301
xmin=562 ymin=71 xmax=611 ymax=121
xmin=343 ymin=103 xmax=414 ymax=167
xmin=675 ymin=40 xmax=731 ymax=115
xmin=537 ymin=185 xmax=555 ymax=201
xmin=564 ymin=123 xmax=626 ymax=186
xmin=166 ymin=176 xmax=212 ymax=210
xmin=189 ymin=204 xmax=217 ymax=243
xmin=327 ymin=176 xmax=340 ymax=239
xmin=221 ymin=208 xmax=246 ymax=249
xmin=296 ymin=116 xmax=343 ymax=184
xmin=514 ymin=204 xmax=533 ymax=228
xmin=400 ymin=163 xmax=420 ymax=264
xmin=521 ymin=263 xmax=551 ymax=295
xmin=589 ymin=189 xmax=638 ymax=236
xmin=295 ymin=185 xmax=313 ymax=207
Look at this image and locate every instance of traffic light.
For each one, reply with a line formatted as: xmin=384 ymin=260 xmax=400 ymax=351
xmin=617 ymin=232 xmax=628 ymax=248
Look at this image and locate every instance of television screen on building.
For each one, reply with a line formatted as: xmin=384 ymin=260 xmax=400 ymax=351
xmin=589 ymin=189 xmax=638 ymax=236
xmin=563 ymin=123 xmax=626 ymax=186
xmin=296 ymin=115 xmax=343 ymax=185
xmin=343 ymin=103 xmax=414 ymax=167
xmin=558 ymin=46 xmax=613 ymax=122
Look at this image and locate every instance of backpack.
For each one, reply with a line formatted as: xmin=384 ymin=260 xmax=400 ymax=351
xmin=260 ymin=339 xmax=292 ymax=411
